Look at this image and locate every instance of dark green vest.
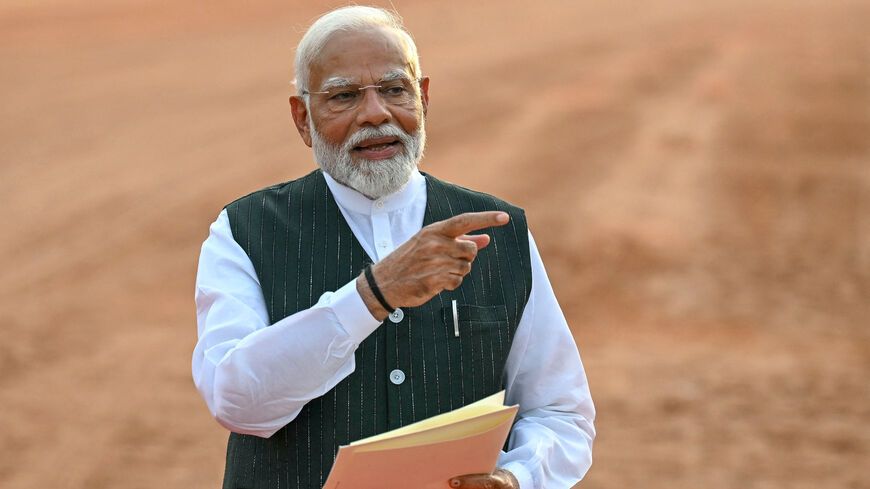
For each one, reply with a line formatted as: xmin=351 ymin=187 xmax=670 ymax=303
xmin=222 ymin=170 xmax=531 ymax=489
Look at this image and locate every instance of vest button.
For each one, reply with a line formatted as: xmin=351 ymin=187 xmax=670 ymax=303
xmin=389 ymin=369 xmax=406 ymax=385
xmin=389 ymin=308 xmax=404 ymax=323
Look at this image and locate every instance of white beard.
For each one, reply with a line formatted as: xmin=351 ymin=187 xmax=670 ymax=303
xmin=310 ymin=119 xmax=426 ymax=199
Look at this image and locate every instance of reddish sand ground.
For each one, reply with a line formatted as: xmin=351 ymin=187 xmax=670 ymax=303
xmin=1 ymin=1 xmax=868 ymax=488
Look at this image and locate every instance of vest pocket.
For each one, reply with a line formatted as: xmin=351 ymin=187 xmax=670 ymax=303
xmin=440 ymin=303 xmax=512 ymax=400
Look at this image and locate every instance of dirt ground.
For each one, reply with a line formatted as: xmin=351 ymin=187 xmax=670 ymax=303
xmin=1 ymin=0 xmax=868 ymax=488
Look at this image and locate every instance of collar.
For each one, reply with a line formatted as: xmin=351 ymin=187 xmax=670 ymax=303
xmin=323 ymin=168 xmax=425 ymax=215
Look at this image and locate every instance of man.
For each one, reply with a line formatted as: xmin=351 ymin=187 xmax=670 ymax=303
xmin=193 ymin=6 xmax=594 ymax=489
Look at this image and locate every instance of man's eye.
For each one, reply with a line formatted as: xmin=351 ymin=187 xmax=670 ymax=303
xmin=329 ymin=90 xmax=358 ymax=102
xmin=381 ymin=86 xmax=408 ymax=97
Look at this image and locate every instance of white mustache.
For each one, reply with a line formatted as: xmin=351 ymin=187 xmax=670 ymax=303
xmin=343 ymin=124 xmax=412 ymax=152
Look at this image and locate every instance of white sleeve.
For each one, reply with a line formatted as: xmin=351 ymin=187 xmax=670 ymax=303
xmin=497 ymin=231 xmax=596 ymax=489
xmin=192 ymin=209 xmax=382 ymax=438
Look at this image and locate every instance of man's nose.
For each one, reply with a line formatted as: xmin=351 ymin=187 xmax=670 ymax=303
xmin=355 ymin=86 xmax=392 ymax=126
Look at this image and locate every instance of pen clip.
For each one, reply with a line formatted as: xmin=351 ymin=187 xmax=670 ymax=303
xmin=452 ymin=299 xmax=459 ymax=337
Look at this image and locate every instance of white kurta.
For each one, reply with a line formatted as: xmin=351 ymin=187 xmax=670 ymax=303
xmin=193 ymin=170 xmax=595 ymax=488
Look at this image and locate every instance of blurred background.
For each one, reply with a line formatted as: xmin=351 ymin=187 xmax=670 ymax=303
xmin=1 ymin=0 xmax=868 ymax=487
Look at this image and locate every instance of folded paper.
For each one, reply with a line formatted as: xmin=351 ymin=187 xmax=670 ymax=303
xmin=322 ymin=391 xmax=518 ymax=489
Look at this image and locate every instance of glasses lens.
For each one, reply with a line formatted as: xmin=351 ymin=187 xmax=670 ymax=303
xmin=377 ymin=79 xmax=415 ymax=105
xmin=323 ymin=88 xmax=360 ymax=112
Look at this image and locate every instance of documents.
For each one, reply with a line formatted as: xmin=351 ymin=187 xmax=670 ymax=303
xmin=322 ymin=391 xmax=518 ymax=489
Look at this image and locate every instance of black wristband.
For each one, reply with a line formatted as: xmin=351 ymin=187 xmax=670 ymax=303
xmin=364 ymin=265 xmax=394 ymax=313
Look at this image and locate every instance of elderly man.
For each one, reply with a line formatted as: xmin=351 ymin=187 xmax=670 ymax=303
xmin=193 ymin=6 xmax=594 ymax=489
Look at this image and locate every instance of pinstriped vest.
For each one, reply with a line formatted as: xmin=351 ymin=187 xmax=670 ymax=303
xmin=222 ymin=170 xmax=531 ymax=489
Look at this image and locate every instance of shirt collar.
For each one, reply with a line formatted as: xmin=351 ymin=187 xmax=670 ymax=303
xmin=323 ymin=168 xmax=425 ymax=215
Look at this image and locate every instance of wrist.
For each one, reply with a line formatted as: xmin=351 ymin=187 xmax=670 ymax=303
xmin=356 ymin=272 xmax=390 ymax=321
xmin=364 ymin=265 xmax=395 ymax=312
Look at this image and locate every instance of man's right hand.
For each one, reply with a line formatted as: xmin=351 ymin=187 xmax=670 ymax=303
xmin=357 ymin=211 xmax=510 ymax=321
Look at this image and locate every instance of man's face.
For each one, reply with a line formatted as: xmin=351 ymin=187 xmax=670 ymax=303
xmin=290 ymin=26 xmax=430 ymax=198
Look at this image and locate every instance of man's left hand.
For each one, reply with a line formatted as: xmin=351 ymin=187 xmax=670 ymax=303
xmin=449 ymin=468 xmax=520 ymax=489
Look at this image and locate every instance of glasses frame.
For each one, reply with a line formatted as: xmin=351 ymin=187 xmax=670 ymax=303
xmin=302 ymin=77 xmax=423 ymax=112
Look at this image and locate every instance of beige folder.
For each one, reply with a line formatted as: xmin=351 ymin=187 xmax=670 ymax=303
xmin=322 ymin=391 xmax=518 ymax=489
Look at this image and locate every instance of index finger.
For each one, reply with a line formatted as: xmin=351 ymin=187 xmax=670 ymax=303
xmin=431 ymin=211 xmax=510 ymax=238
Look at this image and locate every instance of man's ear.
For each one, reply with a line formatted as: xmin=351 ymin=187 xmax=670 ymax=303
xmin=419 ymin=76 xmax=430 ymax=118
xmin=289 ymin=96 xmax=313 ymax=147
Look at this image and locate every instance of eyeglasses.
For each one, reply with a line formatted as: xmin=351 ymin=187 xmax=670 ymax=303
xmin=303 ymin=77 xmax=422 ymax=113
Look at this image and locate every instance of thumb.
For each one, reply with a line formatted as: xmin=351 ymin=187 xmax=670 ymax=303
xmin=457 ymin=234 xmax=491 ymax=250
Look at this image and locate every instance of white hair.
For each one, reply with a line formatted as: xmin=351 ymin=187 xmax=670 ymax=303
xmin=293 ymin=6 xmax=422 ymax=95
